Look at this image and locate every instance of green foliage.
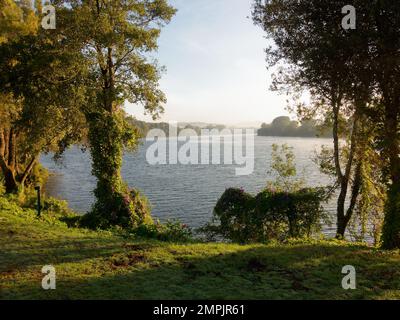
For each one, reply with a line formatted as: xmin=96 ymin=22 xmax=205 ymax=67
xmin=253 ymin=0 xmax=400 ymax=248
xmin=200 ymin=188 xmax=258 ymax=243
xmin=0 ymin=162 xmax=49 ymax=205
xmin=0 ymin=1 xmax=88 ymax=193
xmin=267 ymin=144 xmax=305 ymax=193
xmin=259 ymin=116 xmax=331 ymax=138
xmin=0 ymin=0 xmax=38 ymax=44
xmin=348 ymin=146 xmax=386 ymax=245
xmin=81 ymin=109 xmax=152 ymax=229
xmin=259 ymin=188 xmax=329 ymax=239
xmin=202 ymin=187 xmax=328 ymax=244
xmin=82 ymin=186 xmax=153 ymax=230
xmin=23 ymin=163 xmax=49 ymax=191
xmin=133 ymin=220 xmax=193 ymax=243
xmin=382 ymin=184 xmax=400 ymax=249
xmin=42 ymin=197 xmax=71 ymax=215
xmin=52 ymin=0 xmax=176 ymax=229
xmin=0 ymin=175 xmax=5 ymax=195
xmin=203 ymin=144 xmax=329 ymax=243
xmin=0 ymin=192 xmax=79 ymax=227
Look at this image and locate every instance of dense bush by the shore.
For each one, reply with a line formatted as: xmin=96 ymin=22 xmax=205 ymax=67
xmin=201 ymin=187 xmax=328 ymax=243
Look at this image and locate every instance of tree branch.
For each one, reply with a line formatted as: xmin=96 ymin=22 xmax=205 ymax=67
xmin=345 ymin=161 xmax=363 ymax=222
xmin=7 ymin=128 xmax=16 ymax=170
xmin=20 ymin=156 xmax=37 ymax=186
xmin=332 ymin=95 xmax=343 ymax=182
xmin=0 ymin=128 xmax=5 ymax=158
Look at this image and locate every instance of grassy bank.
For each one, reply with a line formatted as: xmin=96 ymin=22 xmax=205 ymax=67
xmin=0 ymin=199 xmax=399 ymax=300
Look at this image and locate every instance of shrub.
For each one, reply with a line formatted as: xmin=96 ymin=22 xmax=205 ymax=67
xmin=40 ymin=197 xmax=82 ymax=227
xmin=42 ymin=197 xmax=71 ymax=215
xmin=133 ymin=220 xmax=193 ymax=242
xmin=257 ymin=187 xmax=329 ymax=238
xmin=81 ymin=187 xmax=153 ymax=230
xmin=201 ymin=187 xmax=329 ymax=243
xmin=0 ymin=193 xmax=81 ymax=227
xmin=199 ymin=188 xmax=257 ymax=243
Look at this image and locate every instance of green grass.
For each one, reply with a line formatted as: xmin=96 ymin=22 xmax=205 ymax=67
xmin=1 ymin=199 xmax=399 ymax=300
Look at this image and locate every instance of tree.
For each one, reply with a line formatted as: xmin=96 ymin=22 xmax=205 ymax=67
xmin=252 ymin=0 xmax=381 ymax=239
xmin=0 ymin=0 xmax=39 ymax=193
xmin=267 ymin=144 xmax=303 ymax=193
xmin=55 ymin=0 xmax=176 ymax=228
xmin=0 ymin=0 xmax=38 ymax=45
xmin=372 ymin=1 xmax=400 ymax=249
xmin=0 ymin=1 xmax=87 ymax=193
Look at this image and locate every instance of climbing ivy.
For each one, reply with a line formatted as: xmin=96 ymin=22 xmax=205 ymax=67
xmin=81 ymin=110 xmax=152 ymax=229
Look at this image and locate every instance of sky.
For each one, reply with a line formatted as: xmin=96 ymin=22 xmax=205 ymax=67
xmin=126 ymin=0 xmax=290 ymax=126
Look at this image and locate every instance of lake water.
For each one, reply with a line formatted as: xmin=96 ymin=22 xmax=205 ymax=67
xmin=40 ymin=136 xmax=337 ymax=236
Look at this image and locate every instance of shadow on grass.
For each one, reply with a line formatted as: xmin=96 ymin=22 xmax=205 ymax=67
xmin=0 ymin=236 xmax=157 ymax=273
xmin=1 ymin=242 xmax=399 ymax=300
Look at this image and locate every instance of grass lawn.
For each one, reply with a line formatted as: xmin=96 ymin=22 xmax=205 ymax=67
xmin=1 ymin=202 xmax=400 ymax=300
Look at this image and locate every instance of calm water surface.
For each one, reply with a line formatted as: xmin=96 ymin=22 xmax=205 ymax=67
xmin=40 ymin=136 xmax=337 ymax=236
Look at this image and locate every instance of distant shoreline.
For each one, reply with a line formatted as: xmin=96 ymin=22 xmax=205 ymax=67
xmin=257 ymin=133 xmax=332 ymax=139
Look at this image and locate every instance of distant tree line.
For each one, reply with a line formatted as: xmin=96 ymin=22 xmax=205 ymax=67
xmin=126 ymin=117 xmax=226 ymax=137
xmin=258 ymin=116 xmax=332 ymax=138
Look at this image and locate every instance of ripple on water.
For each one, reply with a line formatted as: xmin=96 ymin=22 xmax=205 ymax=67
xmin=41 ymin=136 xmax=339 ymax=235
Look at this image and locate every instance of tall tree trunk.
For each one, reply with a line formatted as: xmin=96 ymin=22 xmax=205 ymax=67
xmin=374 ymin=0 xmax=400 ymax=250
xmin=333 ymin=98 xmax=362 ymax=238
xmin=85 ymin=45 xmax=135 ymax=228
xmin=0 ymin=128 xmax=37 ymax=194
xmin=381 ymin=103 xmax=400 ymax=249
xmin=338 ymin=161 xmax=363 ymax=237
xmin=0 ymin=128 xmax=18 ymax=193
xmin=2 ymin=165 xmax=18 ymax=193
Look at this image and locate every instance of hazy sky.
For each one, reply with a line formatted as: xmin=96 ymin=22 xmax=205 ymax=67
xmin=126 ymin=0 xmax=290 ymax=126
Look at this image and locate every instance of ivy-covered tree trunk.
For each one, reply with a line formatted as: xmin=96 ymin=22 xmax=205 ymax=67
xmin=382 ymin=183 xmax=400 ymax=249
xmin=381 ymin=103 xmax=400 ymax=249
xmin=377 ymin=2 xmax=400 ymax=249
xmin=84 ymin=54 xmax=152 ymax=229
xmin=85 ymin=110 xmax=150 ymax=229
xmin=62 ymin=0 xmax=175 ymax=229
